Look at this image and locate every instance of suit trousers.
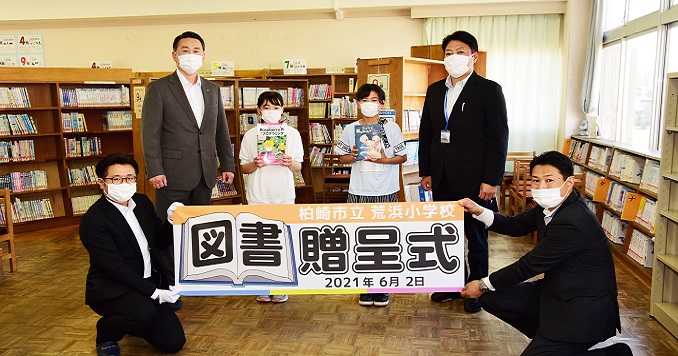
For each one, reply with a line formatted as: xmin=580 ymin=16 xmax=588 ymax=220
xmin=89 ymin=287 xmax=185 ymax=353
xmin=480 ymin=281 xmax=602 ymax=356
xmin=155 ymin=176 xmax=212 ymax=285
xmin=432 ymin=173 xmax=490 ymax=282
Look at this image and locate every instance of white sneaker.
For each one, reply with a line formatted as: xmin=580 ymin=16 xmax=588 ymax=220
xmin=257 ymin=295 xmax=271 ymax=303
xmin=271 ymin=294 xmax=288 ymax=303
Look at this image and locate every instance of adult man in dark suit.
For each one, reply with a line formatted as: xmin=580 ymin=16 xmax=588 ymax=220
xmin=459 ymin=151 xmax=631 ymax=355
xmin=418 ymin=30 xmax=509 ymax=312
xmin=80 ymin=153 xmax=185 ymax=356
xmin=142 ymin=31 xmax=235 ymax=287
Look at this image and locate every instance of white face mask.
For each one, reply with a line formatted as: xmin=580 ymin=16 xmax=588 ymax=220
xmin=261 ymin=109 xmax=283 ymax=124
xmin=105 ymin=182 xmax=136 ymax=203
xmin=444 ymin=53 xmax=473 ymax=78
xmin=359 ymin=102 xmax=380 ymax=118
xmin=532 ymin=181 xmax=567 ymax=209
xmin=176 ymin=53 xmax=203 ymax=75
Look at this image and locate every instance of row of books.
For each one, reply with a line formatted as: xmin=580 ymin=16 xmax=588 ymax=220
xmin=627 ymin=229 xmax=654 ymax=268
xmin=219 ymin=85 xmax=235 ymax=109
xmin=638 ymin=159 xmax=660 ymax=194
xmin=404 ymin=184 xmax=433 ymax=202
xmin=1 ymin=197 xmax=55 ymax=223
xmin=0 ymin=140 xmax=35 ymax=162
xmin=605 ymin=181 xmax=634 ymax=214
xmin=309 ymin=123 xmax=331 ymax=144
xmin=585 ymin=199 xmax=598 ymax=214
xmin=61 ymin=112 xmax=87 ymax=132
xmin=331 ymin=97 xmax=358 ymax=118
xmin=309 ymin=84 xmax=332 ymax=100
xmin=0 ymin=170 xmax=48 ymax=192
xmin=102 ymin=110 xmax=133 ymax=131
xmin=0 ymin=113 xmax=38 ymax=135
xmin=239 ymin=87 xmax=305 ymax=108
xmin=404 ymin=141 xmax=419 ymax=167
xmin=569 ymin=140 xmax=590 ymax=164
xmin=0 ymin=87 xmax=31 ymax=108
xmin=60 ymin=86 xmax=131 ymax=107
xmin=584 ymin=170 xmax=605 ymax=197
xmin=601 ymin=210 xmax=628 ymax=245
xmin=608 ymin=151 xmax=644 ymax=184
xmin=67 ymin=165 xmax=98 ymax=186
xmin=72 ymin=194 xmax=101 ymax=215
xmin=309 ymin=146 xmax=332 ymax=167
xmin=64 ymin=137 xmax=102 ymax=158
xmin=402 ymin=110 xmax=423 ymax=132
xmin=634 ymin=196 xmax=657 ymax=234
xmin=588 ymin=145 xmax=612 ymax=172
xmin=333 ymin=123 xmax=347 ymax=144
xmin=309 ymin=102 xmax=330 ymax=118
xmin=211 ymin=177 xmax=238 ymax=199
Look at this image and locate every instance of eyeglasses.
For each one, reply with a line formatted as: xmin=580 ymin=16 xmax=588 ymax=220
xmin=104 ymin=176 xmax=137 ymax=184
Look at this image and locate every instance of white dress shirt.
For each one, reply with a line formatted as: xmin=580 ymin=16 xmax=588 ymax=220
xmin=444 ymin=73 xmax=471 ymax=125
xmin=176 ymin=70 xmax=205 ymax=128
xmin=108 ymin=197 xmax=152 ymax=278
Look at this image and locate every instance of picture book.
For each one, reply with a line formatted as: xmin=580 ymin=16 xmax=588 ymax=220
xmin=180 ymin=212 xmax=297 ymax=286
xmin=257 ymin=124 xmax=287 ymax=165
xmin=354 ymin=124 xmax=382 ymax=160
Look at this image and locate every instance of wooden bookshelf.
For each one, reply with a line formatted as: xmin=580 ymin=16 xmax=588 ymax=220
xmin=265 ymin=68 xmax=358 ymax=201
xmin=651 ymin=72 xmax=678 ymax=338
xmin=0 ymin=67 xmax=134 ymax=232
xmin=566 ymin=136 xmax=660 ymax=285
xmin=357 ymin=57 xmax=448 ymax=202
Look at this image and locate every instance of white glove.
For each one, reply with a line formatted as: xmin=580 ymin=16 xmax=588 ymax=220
xmin=152 ymin=288 xmax=180 ymax=304
xmin=166 ymin=202 xmax=184 ymax=223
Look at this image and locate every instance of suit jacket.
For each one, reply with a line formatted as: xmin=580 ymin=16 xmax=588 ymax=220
xmin=141 ymin=71 xmax=235 ymax=190
xmin=418 ymin=72 xmax=509 ymax=196
xmin=487 ymin=190 xmax=621 ymax=344
xmin=79 ymin=194 xmax=173 ymax=305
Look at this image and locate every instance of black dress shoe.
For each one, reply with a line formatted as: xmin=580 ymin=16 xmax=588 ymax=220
xmin=430 ymin=292 xmax=462 ymax=303
xmin=598 ymin=343 xmax=632 ymax=356
xmin=464 ymin=297 xmax=482 ymax=313
xmin=166 ymin=297 xmax=182 ymax=311
xmin=96 ymin=341 xmax=120 ymax=356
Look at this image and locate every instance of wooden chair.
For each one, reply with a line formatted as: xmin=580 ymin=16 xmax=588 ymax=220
xmin=500 ymin=151 xmax=536 ymax=212
xmin=508 ymin=158 xmax=533 ymax=216
xmin=321 ymin=154 xmax=351 ymax=203
xmin=0 ymin=188 xmax=16 ymax=272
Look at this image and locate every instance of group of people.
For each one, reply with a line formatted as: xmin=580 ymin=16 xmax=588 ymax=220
xmin=79 ymin=30 xmax=631 ymax=356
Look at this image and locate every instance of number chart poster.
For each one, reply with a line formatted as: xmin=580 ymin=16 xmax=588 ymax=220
xmin=172 ymin=202 xmax=465 ymax=296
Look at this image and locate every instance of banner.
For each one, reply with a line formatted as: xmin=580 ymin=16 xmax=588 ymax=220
xmin=173 ymin=202 xmax=465 ymax=296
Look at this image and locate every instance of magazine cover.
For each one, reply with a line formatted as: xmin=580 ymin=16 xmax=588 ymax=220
xmin=257 ymin=124 xmax=287 ymax=165
xmin=354 ymin=124 xmax=382 ymax=160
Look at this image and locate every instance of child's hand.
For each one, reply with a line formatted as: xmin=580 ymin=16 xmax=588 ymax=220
xmin=366 ymin=146 xmax=386 ymax=163
xmin=254 ymin=156 xmax=267 ymax=168
xmin=280 ymin=155 xmax=293 ymax=167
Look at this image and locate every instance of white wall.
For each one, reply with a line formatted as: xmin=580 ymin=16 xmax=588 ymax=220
xmin=1 ymin=17 xmax=422 ymax=71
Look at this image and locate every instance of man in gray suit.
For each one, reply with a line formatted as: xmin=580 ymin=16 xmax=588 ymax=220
xmin=142 ymin=31 xmax=235 ymax=288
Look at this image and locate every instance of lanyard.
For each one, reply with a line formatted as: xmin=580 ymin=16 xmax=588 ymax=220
xmin=444 ymin=87 xmax=451 ymax=130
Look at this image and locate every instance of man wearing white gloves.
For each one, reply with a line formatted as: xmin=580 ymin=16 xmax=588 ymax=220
xmin=79 ymin=153 xmax=185 ymax=356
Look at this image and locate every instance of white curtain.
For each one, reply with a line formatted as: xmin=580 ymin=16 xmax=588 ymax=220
xmin=424 ymin=15 xmax=563 ymax=155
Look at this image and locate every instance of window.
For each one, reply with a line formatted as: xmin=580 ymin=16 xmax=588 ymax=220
xmin=600 ymin=42 xmax=622 ymax=140
xmin=669 ymin=23 xmax=678 ymax=73
xmin=604 ymin=0 xmax=625 ymax=31
xmin=620 ymin=31 xmax=658 ymax=148
xmin=627 ymin=0 xmax=660 ymax=21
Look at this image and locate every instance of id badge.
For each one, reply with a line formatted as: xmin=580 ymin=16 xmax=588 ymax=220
xmin=441 ymin=130 xmax=450 ymax=143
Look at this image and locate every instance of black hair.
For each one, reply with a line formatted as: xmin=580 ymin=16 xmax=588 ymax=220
xmin=356 ymin=83 xmax=386 ymax=104
xmin=173 ymin=31 xmax=205 ymax=51
xmin=257 ymin=91 xmax=285 ymax=108
xmin=95 ymin=153 xmax=139 ymax=179
xmin=442 ymin=30 xmax=479 ymax=53
xmin=530 ymin=151 xmax=574 ymax=178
